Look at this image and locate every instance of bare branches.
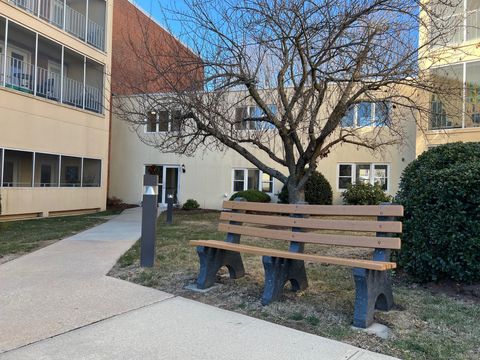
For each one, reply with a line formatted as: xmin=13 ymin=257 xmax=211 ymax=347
xmin=114 ymin=0 xmax=468 ymax=201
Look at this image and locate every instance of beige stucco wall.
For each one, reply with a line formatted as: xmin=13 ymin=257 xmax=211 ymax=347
xmin=0 ymin=0 xmax=113 ymax=216
xmin=109 ymin=98 xmax=416 ymax=210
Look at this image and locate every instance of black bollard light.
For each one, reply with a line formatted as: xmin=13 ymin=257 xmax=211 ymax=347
xmin=140 ymin=174 xmax=158 ymax=267
xmin=166 ymin=194 xmax=174 ymax=225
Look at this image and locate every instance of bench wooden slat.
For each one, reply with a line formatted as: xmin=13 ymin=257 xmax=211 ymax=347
xmin=190 ymin=240 xmax=396 ymax=271
xmin=220 ymin=212 xmax=402 ymax=233
xmin=223 ymin=201 xmax=404 ymax=217
xmin=218 ymin=223 xmax=401 ymax=249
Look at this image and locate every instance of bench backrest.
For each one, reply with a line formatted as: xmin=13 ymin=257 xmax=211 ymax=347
xmin=219 ymin=201 xmax=403 ymax=250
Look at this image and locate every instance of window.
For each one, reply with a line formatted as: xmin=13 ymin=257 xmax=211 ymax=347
xmin=338 ymin=163 xmax=389 ymax=191
xmin=145 ymin=110 xmax=181 ymax=132
xmin=232 ymin=168 xmax=274 ymax=194
xmin=430 ymin=61 xmax=480 ymax=129
xmin=431 ymin=0 xmax=480 ymax=45
xmin=0 ymin=148 xmax=102 ymax=188
xmin=340 ymin=101 xmax=390 ymax=127
xmin=60 ymin=156 xmax=82 ymax=187
xmin=2 ymin=150 xmax=33 ymax=187
xmin=338 ymin=164 xmax=353 ymax=189
xmin=146 ymin=111 xmax=157 ymax=132
xmin=34 ymin=153 xmax=60 ymax=187
xmin=234 ymin=105 xmax=277 ymax=130
xmin=262 ymin=173 xmax=274 ymax=193
xmin=82 ymin=158 xmax=101 ymax=187
xmin=233 ymin=169 xmax=245 ymax=192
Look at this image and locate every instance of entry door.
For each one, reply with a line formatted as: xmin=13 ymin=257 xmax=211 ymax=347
xmin=144 ymin=165 xmax=180 ymax=204
xmin=164 ymin=167 xmax=179 ymax=204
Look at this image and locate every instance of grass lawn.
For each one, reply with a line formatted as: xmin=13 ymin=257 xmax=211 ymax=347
xmin=0 ymin=209 xmax=122 ymax=261
xmin=109 ymin=210 xmax=480 ymax=360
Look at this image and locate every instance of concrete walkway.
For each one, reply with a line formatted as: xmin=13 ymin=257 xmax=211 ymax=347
xmin=0 ymin=208 xmax=397 ymax=359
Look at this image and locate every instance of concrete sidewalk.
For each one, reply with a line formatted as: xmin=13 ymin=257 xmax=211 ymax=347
xmin=0 ymin=208 xmax=397 ymax=359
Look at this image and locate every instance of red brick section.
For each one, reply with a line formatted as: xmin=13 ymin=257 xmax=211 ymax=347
xmin=111 ymin=0 xmax=203 ymax=95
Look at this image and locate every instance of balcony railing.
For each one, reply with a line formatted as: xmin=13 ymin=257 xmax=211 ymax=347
xmin=0 ymin=55 xmax=103 ymax=113
xmin=65 ymin=5 xmax=86 ymax=41
xmin=9 ymin=0 xmax=105 ymax=51
xmin=39 ymin=0 xmax=64 ymax=29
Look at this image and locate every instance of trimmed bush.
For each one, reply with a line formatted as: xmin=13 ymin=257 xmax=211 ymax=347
xmin=182 ymin=199 xmax=200 ymax=210
xmin=397 ymin=142 xmax=480 ymax=283
xmin=278 ymin=171 xmax=333 ymax=204
xmin=230 ymin=189 xmax=271 ymax=203
xmin=342 ymin=183 xmax=392 ymax=205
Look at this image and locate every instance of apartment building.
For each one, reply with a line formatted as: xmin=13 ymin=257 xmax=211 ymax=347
xmin=110 ymin=89 xmax=416 ymax=209
xmin=417 ymin=0 xmax=480 ymax=154
xmin=0 ymin=0 xmax=112 ymax=218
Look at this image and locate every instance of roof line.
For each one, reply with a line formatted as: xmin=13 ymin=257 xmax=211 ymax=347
xmin=127 ymin=0 xmax=200 ymax=59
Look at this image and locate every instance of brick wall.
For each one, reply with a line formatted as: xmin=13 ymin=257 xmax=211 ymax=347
xmin=111 ymin=0 xmax=203 ymax=95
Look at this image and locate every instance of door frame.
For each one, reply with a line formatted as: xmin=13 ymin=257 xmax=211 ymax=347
xmin=144 ymin=164 xmax=180 ymax=205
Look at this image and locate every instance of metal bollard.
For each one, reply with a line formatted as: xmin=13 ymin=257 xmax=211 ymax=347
xmin=166 ymin=194 xmax=174 ymax=225
xmin=140 ymin=174 xmax=158 ymax=267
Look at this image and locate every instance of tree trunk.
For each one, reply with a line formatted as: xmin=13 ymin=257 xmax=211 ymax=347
xmin=287 ymin=181 xmax=305 ymax=204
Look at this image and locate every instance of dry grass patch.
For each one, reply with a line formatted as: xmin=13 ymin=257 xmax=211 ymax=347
xmin=109 ymin=210 xmax=480 ymax=360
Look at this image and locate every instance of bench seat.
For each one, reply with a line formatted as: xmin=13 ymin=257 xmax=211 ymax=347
xmin=190 ymin=240 xmax=397 ymax=271
xmin=190 ymin=200 xmax=403 ymax=328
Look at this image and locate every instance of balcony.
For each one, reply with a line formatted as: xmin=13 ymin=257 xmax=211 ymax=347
xmin=0 ymin=19 xmax=104 ymax=114
xmin=8 ymin=0 xmax=106 ymax=51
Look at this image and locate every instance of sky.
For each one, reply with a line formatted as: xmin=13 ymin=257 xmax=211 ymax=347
xmin=132 ymin=0 xmax=188 ymax=39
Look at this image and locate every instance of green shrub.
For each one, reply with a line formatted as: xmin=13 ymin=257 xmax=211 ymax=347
xmin=342 ymin=183 xmax=392 ymax=205
xmin=278 ymin=171 xmax=333 ymax=204
xmin=230 ymin=189 xmax=271 ymax=203
xmin=182 ymin=199 xmax=200 ymax=210
xmin=397 ymin=142 xmax=480 ymax=283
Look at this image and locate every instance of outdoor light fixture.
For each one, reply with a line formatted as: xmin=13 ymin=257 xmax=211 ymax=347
xmin=143 ymin=186 xmax=157 ymax=195
xmin=181 ymin=164 xmax=186 ymax=173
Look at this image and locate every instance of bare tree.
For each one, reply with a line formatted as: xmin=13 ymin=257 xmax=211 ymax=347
xmin=114 ymin=0 xmax=466 ymax=203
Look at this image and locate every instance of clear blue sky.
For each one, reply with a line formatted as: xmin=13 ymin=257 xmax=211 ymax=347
xmin=132 ymin=0 xmax=188 ymax=39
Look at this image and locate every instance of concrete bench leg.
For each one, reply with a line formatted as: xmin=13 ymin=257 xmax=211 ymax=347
xmin=261 ymin=256 xmax=308 ymax=305
xmin=196 ymin=246 xmax=245 ymax=289
xmin=352 ymin=268 xmax=394 ymax=328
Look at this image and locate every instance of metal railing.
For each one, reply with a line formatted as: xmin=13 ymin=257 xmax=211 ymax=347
xmin=63 ymin=76 xmax=84 ymax=108
xmin=9 ymin=0 xmax=105 ymax=51
xmin=39 ymin=0 xmax=64 ymax=29
xmin=36 ymin=67 xmax=61 ymax=100
xmin=1 ymin=55 xmax=102 ymax=113
xmin=85 ymin=84 xmax=102 ymax=113
xmin=87 ymin=19 xmax=105 ymax=51
xmin=4 ymin=55 xmax=35 ymax=93
xmin=467 ymin=9 xmax=480 ymax=41
xmin=9 ymin=0 xmax=36 ymax=14
xmin=65 ymin=5 xmax=86 ymax=41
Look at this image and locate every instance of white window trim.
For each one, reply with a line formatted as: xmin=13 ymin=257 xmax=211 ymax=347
xmin=337 ymin=163 xmax=390 ymax=192
xmin=231 ymin=168 xmax=275 ymax=195
xmin=144 ymin=110 xmax=180 ymax=133
xmin=341 ymin=101 xmax=391 ymax=128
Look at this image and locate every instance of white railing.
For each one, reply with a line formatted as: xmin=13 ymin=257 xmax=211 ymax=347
xmin=467 ymin=9 xmax=480 ymax=41
xmin=5 ymin=55 xmax=35 ymax=93
xmin=39 ymin=0 xmax=64 ymax=29
xmin=87 ymin=19 xmax=105 ymax=51
xmin=36 ymin=66 xmax=61 ymax=100
xmin=1 ymin=53 xmax=102 ymax=113
xmin=85 ymin=84 xmax=102 ymax=113
xmin=65 ymin=5 xmax=86 ymax=40
xmin=9 ymin=0 xmax=36 ymax=14
xmin=63 ymin=76 xmax=84 ymax=108
xmin=10 ymin=0 xmax=105 ymax=51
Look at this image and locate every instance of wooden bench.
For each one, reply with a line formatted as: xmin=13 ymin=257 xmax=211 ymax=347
xmin=190 ymin=200 xmax=403 ymax=328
